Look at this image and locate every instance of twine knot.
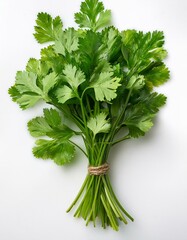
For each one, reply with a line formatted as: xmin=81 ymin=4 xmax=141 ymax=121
xmin=88 ymin=163 xmax=109 ymax=176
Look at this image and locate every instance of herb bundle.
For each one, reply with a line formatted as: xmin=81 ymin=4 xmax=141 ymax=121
xmin=9 ymin=0 xmax=169 ymax=231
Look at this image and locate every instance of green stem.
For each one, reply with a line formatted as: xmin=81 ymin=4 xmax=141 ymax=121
xmin=105 ymin=175 xmax=134 ymax=222
xmin=86 ymin=176 xmax=101 ymax=226
xmin=66 ymin=174 xmax=89 ymax=213
xmin=68 ymin=140 xmax=88 ymax=157
xmin=112 ymin=135 xmax=130 ymax=146
xmin=103 ymin=176 xmax=128 ymax=224
xmin=104 ymin=88 xmax=133 ymax=160
xmin=113 ymin=88 xmax=133 ymax=135
xmin=101 ymin=193 xmax=119 ymax=231
xmin=53 ymin=103 xmax=84 ymax=132
xmin=67 ymin=135 xmax=134 ymax=230
xmin=98 ymin=137 xmax=108 ymax=165
xmin=78 ymin=96 xmax=91 ymax=141
xmin=86 ymin=95 xmax=93 ymax=117
xmin=74 ymin=175 xmax=94 ymax=217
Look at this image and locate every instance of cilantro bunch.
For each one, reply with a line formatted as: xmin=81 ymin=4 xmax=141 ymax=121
xmin=9 ymin=0 xmax=169 ymax=231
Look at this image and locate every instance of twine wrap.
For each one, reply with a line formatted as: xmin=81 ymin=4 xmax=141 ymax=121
xmin=88 ymin=163 xmax=109 ymax=176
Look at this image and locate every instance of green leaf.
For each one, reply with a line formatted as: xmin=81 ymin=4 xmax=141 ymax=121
xmin=54 ymin=28 xmax=79 ymax=56
xmin=55 ymin=85 xmax=76 ymax=104
xmin=55 ymin=64 xmax=85 ymax=104
xmin=121 ymin=29 xmax=136 ymax=46
xmin=87 ymin=112 xmax=111 ymax=135
xmin=43 ymin=108 xmax=61 ymax=128
xmin=33 ymin=139 xmax=75 ymax=165
xmin=126 ymin=75 xmax=145 ymax=90
xmin=95 ymin=10 xmax=111 ymax=31
xmin=93 ymin=60 xmax=113 ymax=74
xmin=75 ymin=0 xmax=111 ymax=31
xmin=15 ymin=71 xmax=42 ymax=95
xmin=42 ymin=72 xmax=58 ymax=96
xmin=28 ymin=108 xmax=74 ymax=138
xmin=34 ymin=13 xmax=63 ymax=43
xmin=41 ymin=45 xmax=56 ymax=60
xmin=40 ymin=45 xmax=64 ymax=74
xmin=101 ymin=27 xmax=122 ymax=61
xmin=79 ymin=30 xmax=102 ymax=76
xmin=8 ymin=86 xmax=22 ymax=102
xmin=17 ymin=95 xmax=42 ymax=110
xmin=144 ymin=64 xmax=170 ymax=88
xmin=9 ymin=70 xmax=59 ymax=109
xmin=28 ymin=109 xmax=75 ymax=164
xmin=28 ymin=116 xmax=53 ymax=137
xmin=137 ymin=91 xmax=167 ymax=114
xmin=26 ymin=58 xmax=49 ymax=78
xmin=91 ymin=71 xmax=121 ymax=101
xmin=125 ymin=115 xmax=153 ymax=133
xmin=62 ymin=64 xmax=86 ymax=88
xmin=137 ymin=117 xmax=153 ymax=132
xmin=121 ymin=30 xmax=167 ymax=71
xmin=9 ymin=71 xmax=43 ymax=109
xmin=126 ymin=126 xmax=145 ymax=138
xmin=124 ymin=91 xmax=166 ymax=137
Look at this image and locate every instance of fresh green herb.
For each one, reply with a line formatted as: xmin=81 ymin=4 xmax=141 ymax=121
xmin=9 ymin=0 xmax=169 ymax=231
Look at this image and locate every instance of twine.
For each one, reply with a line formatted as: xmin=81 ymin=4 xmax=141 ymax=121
xmin=88 ymin=163 xmax=109 ymax=176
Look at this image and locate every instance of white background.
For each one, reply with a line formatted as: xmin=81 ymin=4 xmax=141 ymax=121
xmin=0 ymin=0 xmax=187 ymax=239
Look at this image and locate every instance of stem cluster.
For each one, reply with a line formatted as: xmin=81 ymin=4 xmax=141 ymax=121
xmin=67 ymin=174 xmax=134 ymax=230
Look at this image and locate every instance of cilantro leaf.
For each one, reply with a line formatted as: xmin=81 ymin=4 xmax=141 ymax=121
xmin=87 ymin=112 xmax=111 ymax=136
xmin=124 ymin=105 xmax=154 ymax=137
xmin=9 ymin=71 xmax=43 ymax=109
xmin=55 ymin=64 xmax=86 ymax=104
xmin=91 ymin=71 xmax=121 ymax=101
xmin=16 ymin=95 xmax=42 ymax=109
xmin=34 ymin=13 xmax=63 ymax=43
xmin=9 ymin=71 xmax=58 ymax=109
xmin=42 ymin=72 xmax=58 ymax=98
xmin=15 ymin=71 xmax=42 ymax=95
xmin=28 ymin=108 xmax=75 ymax=165
xmin=28 ymin=108 xmax=74 ymax=139
xmin=126 ymin=126 xmax=145 ymax=138
xmin=144 ymin=63 xmax=170 ymax=89
xmin=95 ymin=10 xmax=111 ymax=31
xmin=55 ymin=85 xmax=76 ymax=104
xmin=125 ymin=114 xmax=154 ymax=134
xmin=75 ymin=0 xmax=111 ymax=31
xmin=26 ymin=58 xmax=49 ymax=78
xmin=8 ymin=86 xmax=21 ymax=102
xmin=40 ymin=46 xmax=64 ymax=74
xmin=124 ymin=91 xmax=166 ymax=138
xmin=9 ymin=71 xmax=57 ymax=109
xmin=79 ymin=31 xmax=102 ymax=76
xmin=126 ymin=75 xmax=145 ymax=90
xmin=136 ymin=91 xmax=167 ymax=114
xmin=93 ymin=60 xmax=113 ymax=74
xmin=33 ymin=139 xmax=75 ymax=165
xmin=28 ymin=116 xmax=53 ymax=137
xmin=62 ymin=64 xmax=86 ymax=88
xmin=121 ymin=30 xmax=167 ymax=72
xmin=101 ymin=27 xmax=122 ymax=61
xmin=54 ymin=28 xmax=79 ymax=56
xmin=43 ymin=108 xmax=61 ymax=128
